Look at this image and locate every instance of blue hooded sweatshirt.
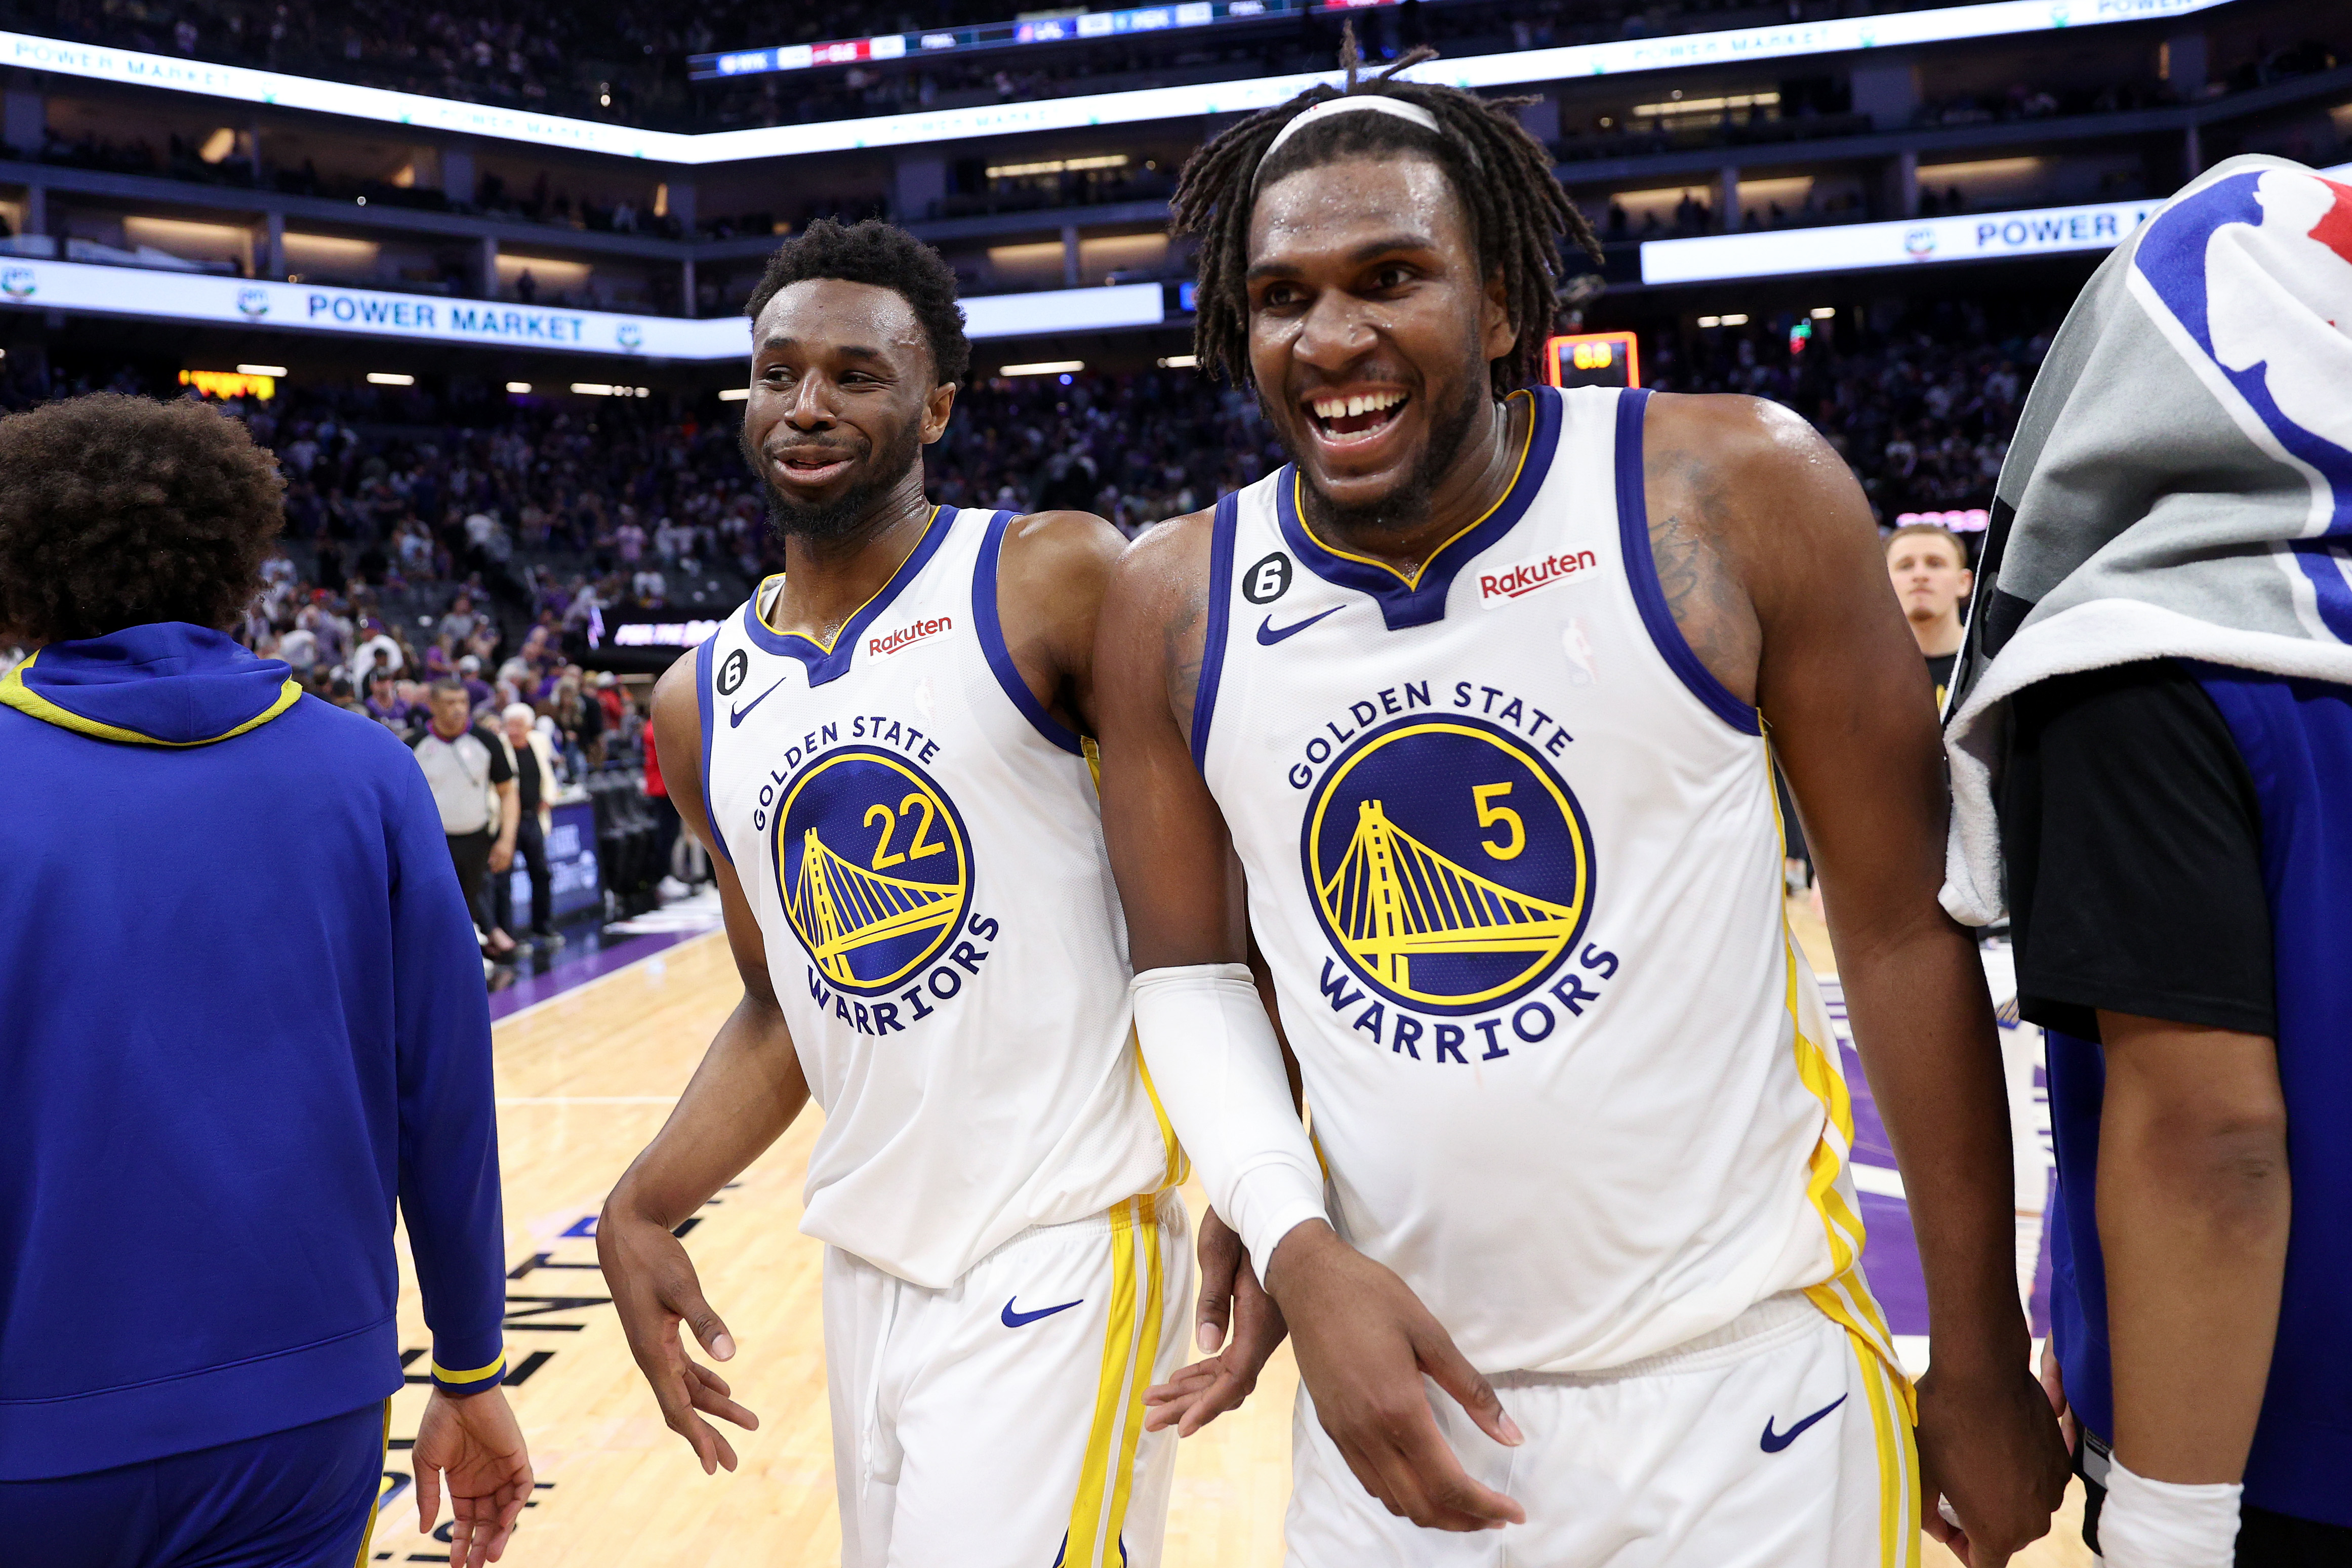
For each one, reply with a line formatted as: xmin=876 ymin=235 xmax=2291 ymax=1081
xmin=0 ymin=624 xmax=507 ymax=1480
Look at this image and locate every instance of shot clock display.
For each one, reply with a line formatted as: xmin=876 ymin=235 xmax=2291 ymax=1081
xmin=1542 ymin=331 xmax=1641 ymax=390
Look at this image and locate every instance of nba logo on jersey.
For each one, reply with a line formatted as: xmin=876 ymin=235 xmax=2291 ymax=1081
xmin=2130 ymin=165 xmax=2352 ymax=636
xmin=774 ymin=744 xmax=973 ymax=996
xmin=1303 ymin=713 xmax=1594 ymax=1016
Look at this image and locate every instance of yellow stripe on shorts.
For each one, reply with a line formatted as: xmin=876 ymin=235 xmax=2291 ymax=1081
xmin=353 ymin=1399 xmax=391 ymax=1568
xmin=1063 ymin=1195 xmax=1164 ymax=1567
xmin=1842 ymin=1327 xmax=1924 ymax=1568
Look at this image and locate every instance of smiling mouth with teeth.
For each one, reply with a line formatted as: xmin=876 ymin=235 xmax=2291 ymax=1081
xmin=1308 ymin=389 xmax=1408 ymax=444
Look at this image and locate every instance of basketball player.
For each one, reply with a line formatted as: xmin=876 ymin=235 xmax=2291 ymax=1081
xmin=1090 ymin=52 xmax=2069 ymax=1564
xmin=1886 ymin=522 xmax=1973 ymax=711
xmin=0 ymin=393 xmax=529 ymax=1568
xmin=597 ymin=219 xmax=1190 ymax=1567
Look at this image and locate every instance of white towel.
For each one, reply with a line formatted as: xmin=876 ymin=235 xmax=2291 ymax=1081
xmin=1941 ymin=155 xmax=2352 ymax=925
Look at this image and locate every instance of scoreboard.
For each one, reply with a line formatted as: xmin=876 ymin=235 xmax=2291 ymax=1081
xmin=1542 ymin=331 xmax=1641 ymax=390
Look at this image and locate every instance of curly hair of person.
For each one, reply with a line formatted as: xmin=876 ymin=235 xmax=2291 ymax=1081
xmin=1170 ymin=26 xmax=1602 ymax=398
xmin=745 ymin=217 xmax=972 ymax=388
xmin=0 ymin=391 xmax=284 ymax=643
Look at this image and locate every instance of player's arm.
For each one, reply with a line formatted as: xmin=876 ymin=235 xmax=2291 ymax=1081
xmin=597 ymin=653 xmax=812 ymax=1475
xmin=385 ymin=756 xmax=534 ymax=1566
xmin=998 ymin=506 xmax=1297 ymax=1431
xmin=992 ymin=507 xmax=1126 ymax=734
xmin=2096 ymin=1012 xmax=2287 ymax=1507
xmin=1093 ymin=515 xmax=1522 ymax=1529
xmin=1644 ymin=393 xmax=2067 ymax=1563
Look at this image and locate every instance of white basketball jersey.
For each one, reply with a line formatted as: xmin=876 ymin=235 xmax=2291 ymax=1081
xmin=698 ymin=506 xmax=1180 ymax=1288
xmin=1195 ymin=387 xmax=1897 ymax=1376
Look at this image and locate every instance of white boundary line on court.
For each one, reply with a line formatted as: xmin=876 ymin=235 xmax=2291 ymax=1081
xmin=488 ymin=925 xmax=725 ymax=1031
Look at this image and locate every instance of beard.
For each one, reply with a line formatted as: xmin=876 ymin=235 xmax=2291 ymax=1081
xmin=1282 ymin=366 xmax=1488 ymax=538
xmin=745 ymin=416 xmax=925 ymax=544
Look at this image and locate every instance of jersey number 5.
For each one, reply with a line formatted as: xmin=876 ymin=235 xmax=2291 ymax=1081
xmin=1473 ymin=783 xmax=1525 ymax=861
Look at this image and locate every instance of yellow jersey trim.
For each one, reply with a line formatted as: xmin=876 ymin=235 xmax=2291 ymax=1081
xmin=758 ymin=505 xmax=943 ymax=653
xmin=1288 ymin=389 xmax=1535 ymax=591
xmin=1132 ymin=1035 xmax=1190 ymax=1189
xmin=429 ymin=1349 xmax=508 ymax=1385
xmin=1764 ymin=749 xmax=1914 ymax=1422
xmin=1 ymin=651 xmax=302 ymax=747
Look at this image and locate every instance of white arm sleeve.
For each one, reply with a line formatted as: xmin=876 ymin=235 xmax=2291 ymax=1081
xmin=2099 ymin=1457 xmax=2242 ymax=1568
xmin=1131 ymin=962 xmax=1328 ymax=1275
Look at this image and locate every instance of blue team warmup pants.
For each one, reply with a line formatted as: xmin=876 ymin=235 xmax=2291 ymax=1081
xmin=0 ymin=1402 xmax=386 ymax=1568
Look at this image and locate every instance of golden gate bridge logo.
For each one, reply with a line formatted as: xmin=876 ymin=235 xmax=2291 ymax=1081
xmin=1304 ymin=718 xmax=1592 ymax=1013
xmin=774 ymin=748 xmax=971 ymax=994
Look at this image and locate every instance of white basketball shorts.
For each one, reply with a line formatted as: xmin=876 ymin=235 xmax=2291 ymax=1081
xmin=1285 ymin=1292 xmax=1922 ymax=1568
xmin=824 ymin=1191 xmax=1191 ymax=1568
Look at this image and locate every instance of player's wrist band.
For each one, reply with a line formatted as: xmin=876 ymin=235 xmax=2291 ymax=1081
xmin=1130 ymin=963 xmax=1328 ymax=1276
xmin=429 ymin=1349 xmax=509 ymax=1397
xmin=2100 ymin=1455 xmax=2242 ymax=1567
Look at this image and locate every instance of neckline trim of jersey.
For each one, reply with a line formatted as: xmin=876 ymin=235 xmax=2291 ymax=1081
xmin=741 ymin=504 xmax=954 ymax=687
xmin=1276 ymin=386 xmax=1559 ymax=632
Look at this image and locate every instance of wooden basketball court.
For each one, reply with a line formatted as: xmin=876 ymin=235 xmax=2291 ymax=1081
xmin=372 ymin=912 xmax=2091 ymax=1566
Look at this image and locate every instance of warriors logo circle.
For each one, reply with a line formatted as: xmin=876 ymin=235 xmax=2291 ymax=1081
xmin=773 ymin=747 xmax=973 ymax=996
xmin=1301 ymin=716 xmax=1594 ymax=1015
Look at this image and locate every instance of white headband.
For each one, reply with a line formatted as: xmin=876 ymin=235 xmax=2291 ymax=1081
xmin=1254 ymin=95 xmax=1444 ymax=188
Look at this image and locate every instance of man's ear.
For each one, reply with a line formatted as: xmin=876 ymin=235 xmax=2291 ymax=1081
xmin=923 ymin=381 xmax=958 ymax=444
xmin=1959 ymin=568 xmax=1974 ymax=597
xmin=1481 ymin=270 xmax=1516 ymax=365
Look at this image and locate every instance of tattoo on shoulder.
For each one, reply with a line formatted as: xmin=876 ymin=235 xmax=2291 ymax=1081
xmin=1644 ymin=452 xmax=1761 ymax=703
xmin=1166 ymin=587 xmax=1205 ymax=739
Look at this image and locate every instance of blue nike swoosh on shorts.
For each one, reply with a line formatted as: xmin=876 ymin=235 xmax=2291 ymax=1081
xmin=1001 ymin=1296 xmax=1084 ymax=1328
xmin=1760 ymin=1393 xmax=1847 ymax=1452
xmin=1256 ymin=607 xmax=1341 ymax=645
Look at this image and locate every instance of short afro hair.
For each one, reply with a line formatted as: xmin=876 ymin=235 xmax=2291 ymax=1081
xmin=745 ymin=217 xmax=971 ymax=388
xmin=0 ymin=391 xmax=283 ymax=643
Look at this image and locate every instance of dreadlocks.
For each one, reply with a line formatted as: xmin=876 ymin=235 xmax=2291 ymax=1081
xmin=1170 ymin=26 xmax=1601 ymax=399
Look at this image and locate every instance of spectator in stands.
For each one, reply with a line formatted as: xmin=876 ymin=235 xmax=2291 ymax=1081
xmin=641 ymin=707 xmax=680 ymax=895
xmin=0 ymin=391 xmax=531 ymax=1563
xmin=548 ymin=674 xmax=602 ymax=773
xmin=437 ymin=592 xmax=480 ymax=648
xmin=457 ymin=654 xmax=495 ymax=715
xmin=592 ymin=670 xmax=624 ymax=731
xmin=411 ymin=676 xmax=520 ymax=961
xmin=277 ymin=615 xmax=319 ymax=676
xmin=364 ymin=670 xmax=414 ymax=731
xmin=492 ymin=703 xmax=565 ymax=949
xmin=349 ymin=614 xmax=403 ymax=687
xmin=1885 ymin=522 xmax=1973 ymax=709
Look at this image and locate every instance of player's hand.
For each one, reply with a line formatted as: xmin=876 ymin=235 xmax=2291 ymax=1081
xmin=2037 ymin=1338 xmax=2078 ymax=1455
xmin=414 ymin=1387 xmax=534 ymax=1568
xmin=1264 ymin=1221 xmax=1525 ymax=1532
xmin=596 ymin=1200 xmax=760 ymax=1473
xmin=1144 ymin=1207 xmax=1288 ymax=1434
xmin=1914 ymin=1355 xmax=2070 ymax=1567
xmin=489 ymin=842 xmax=515 ymax=873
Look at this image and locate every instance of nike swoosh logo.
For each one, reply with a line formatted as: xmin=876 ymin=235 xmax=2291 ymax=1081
xmin=1001 ymin=1296 xmax=1084 ymax=1328
xmin=1255 ymin=607 xmax=1341 ymax=645
xmin=1761 ymin=1393 xmax=1847 ymax=1453
xmin=727 ymin=674 xmax=791 ymax=728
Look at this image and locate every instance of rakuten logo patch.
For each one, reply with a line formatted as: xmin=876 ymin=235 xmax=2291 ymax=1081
xmin=1478 ymin=549 xmax=1600 ymax=607
xmin=870 ymin=615 xmax=953 ymax=657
